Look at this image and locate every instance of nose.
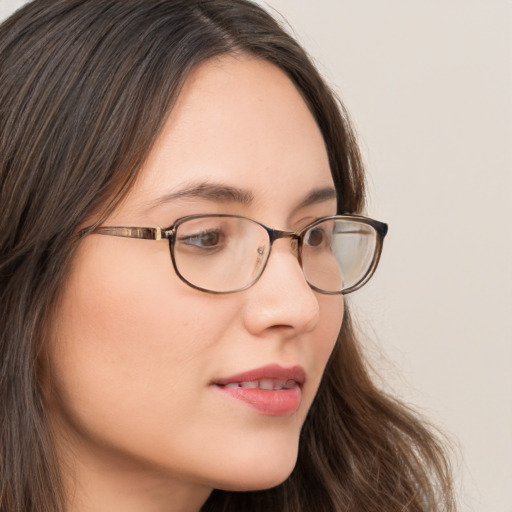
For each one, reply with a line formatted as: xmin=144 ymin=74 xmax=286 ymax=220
xmin=241 ymin=239 xmax=320 ymax=336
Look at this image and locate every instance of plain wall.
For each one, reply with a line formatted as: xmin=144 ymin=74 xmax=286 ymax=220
xmin=1 ymin=1 xmax=511 ymax=511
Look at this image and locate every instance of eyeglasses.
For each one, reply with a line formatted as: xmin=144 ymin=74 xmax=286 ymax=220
xmin=79 ymin=214 xmax=388 ymax=295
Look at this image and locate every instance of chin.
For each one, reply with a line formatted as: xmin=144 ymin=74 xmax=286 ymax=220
xmin=211 ymin=445 xmax=299 ymax=492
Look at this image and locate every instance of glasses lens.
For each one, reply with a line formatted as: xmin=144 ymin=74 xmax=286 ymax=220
xmin=301 ymin=218 xmax=378 ymax=293
xmin=173 ymin=216 xmax=270 ymax=292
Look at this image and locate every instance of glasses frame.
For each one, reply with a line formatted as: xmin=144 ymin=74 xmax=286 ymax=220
xmin=78 ymin=214 xmax=388 ymax=295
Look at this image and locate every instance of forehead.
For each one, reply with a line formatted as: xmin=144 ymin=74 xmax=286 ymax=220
xmin=125 ymin=55 xmax=333 ymax=215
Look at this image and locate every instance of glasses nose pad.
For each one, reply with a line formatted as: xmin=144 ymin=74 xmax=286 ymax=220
xmin=288 ymin=236 xmax=299 ymax=258
xmin=252 ymin=241 xmax=271 ymax=280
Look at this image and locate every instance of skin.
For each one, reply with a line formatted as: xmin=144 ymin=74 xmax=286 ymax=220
xmin=47 ymin=55 xmax=344 ymax=512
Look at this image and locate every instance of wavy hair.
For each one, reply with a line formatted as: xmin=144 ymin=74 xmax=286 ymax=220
xmin=0 ymin=1 xmax=455 ymax=511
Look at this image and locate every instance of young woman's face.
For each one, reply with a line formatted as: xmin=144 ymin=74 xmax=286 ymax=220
xmin=48 ymin=56 xmax=343 ymax=506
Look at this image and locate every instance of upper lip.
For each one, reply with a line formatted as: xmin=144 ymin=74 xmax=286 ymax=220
xmin=213 ymin=364 xmax=306 ymax=387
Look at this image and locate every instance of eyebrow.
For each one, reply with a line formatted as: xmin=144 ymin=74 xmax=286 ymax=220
xmin=149 ymin=182 xmax=254 ymax=208
xmin=295 ymin=186 xmax=337 ymax=210
xmin=148 ymin=181 xmax=336 ymax=211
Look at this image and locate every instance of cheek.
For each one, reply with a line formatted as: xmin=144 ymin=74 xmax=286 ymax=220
xmin=305 ymin=295 xmax=344 ymax=397
xmin=47 ymin=238 xmax=228 ymax=455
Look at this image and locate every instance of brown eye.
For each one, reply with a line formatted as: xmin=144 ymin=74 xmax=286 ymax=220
xmin=178 ymin=230 xmax=222 ymax=249
xmin=305 ymin=227 xmax=325 ymax=247
xmin=197 ymin=231 xmax=220 ymax=247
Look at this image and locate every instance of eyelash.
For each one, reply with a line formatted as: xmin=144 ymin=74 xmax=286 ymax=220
xmin=177 ymin=228 xmax=225 ymax=250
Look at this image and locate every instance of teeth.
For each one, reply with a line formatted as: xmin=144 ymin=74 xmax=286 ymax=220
xmin=259 ymin=379 xmax=274 ymax=390
xmin=273 ymin=380 xmax=286 ymax=390
xmin=240 ymin=381 xmax=258 ymax=388
xmin=222 ymin=379 xmax=297 ymax=390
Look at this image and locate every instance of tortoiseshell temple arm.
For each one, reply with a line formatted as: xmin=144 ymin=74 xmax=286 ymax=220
xmin=77 ymin=226 xmax=172 ymax=240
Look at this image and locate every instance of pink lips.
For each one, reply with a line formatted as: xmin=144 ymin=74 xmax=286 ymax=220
xmin=213 ymin=364 xmax=306 ymax=416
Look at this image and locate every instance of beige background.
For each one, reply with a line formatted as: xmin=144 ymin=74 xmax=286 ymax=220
xmin=1 ymin=0 xmax=511 ymax=510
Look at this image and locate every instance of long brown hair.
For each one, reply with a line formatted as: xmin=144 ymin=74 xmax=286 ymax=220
xmin=0 ymin=1 xmax=455 ymax=511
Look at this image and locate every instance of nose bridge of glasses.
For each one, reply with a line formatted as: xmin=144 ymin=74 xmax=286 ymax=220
xmin=267 ymin=228 xmax=300 ymax=253
xmin=261 ymin=229 xmax=300 ymax=269
xmin=268 ymin=228 xmax=299 ymax=243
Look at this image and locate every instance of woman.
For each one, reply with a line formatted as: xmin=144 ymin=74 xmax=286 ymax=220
xmin=0 ymin=1 xmax=455 ymax=511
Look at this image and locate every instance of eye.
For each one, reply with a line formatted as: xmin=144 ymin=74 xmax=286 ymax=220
xmin=305 ymin=227 xmax=326 ymax=247
xmin=178 ymin=229 xmax=223 ymax=250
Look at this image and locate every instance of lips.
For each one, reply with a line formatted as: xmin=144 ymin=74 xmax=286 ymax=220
xmin=212 ymin=364 xmax=305 ymax=416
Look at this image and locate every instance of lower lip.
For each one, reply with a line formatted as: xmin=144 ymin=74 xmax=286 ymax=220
xmin=215 ymin=385 xmax=302 ymax=416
